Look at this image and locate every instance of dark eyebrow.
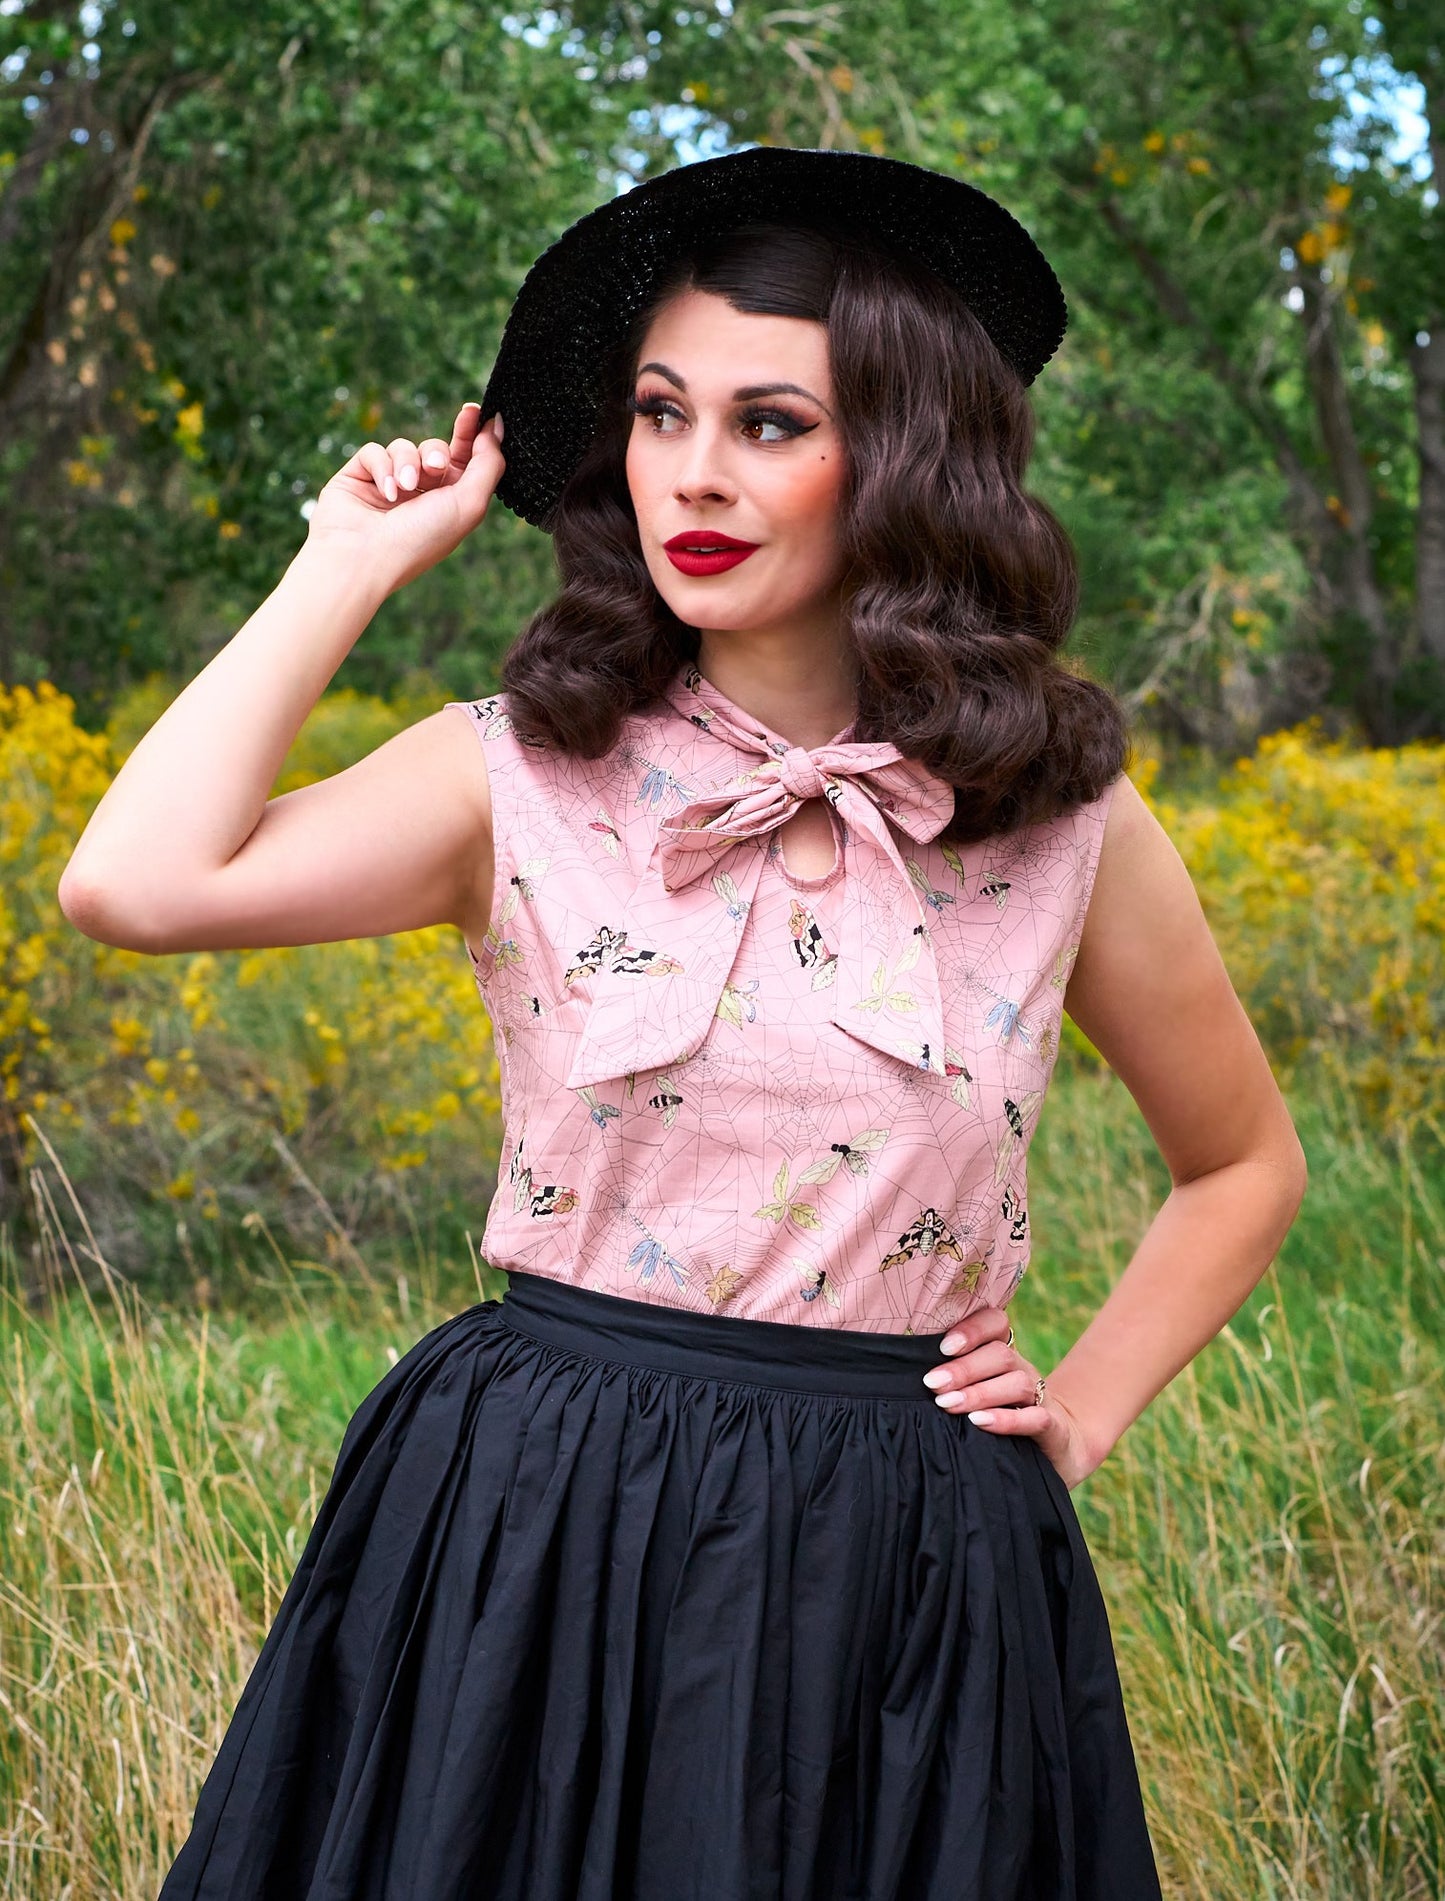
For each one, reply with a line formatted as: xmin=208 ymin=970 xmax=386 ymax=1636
xmin=635 ymin=362 xmax=833 ymax=418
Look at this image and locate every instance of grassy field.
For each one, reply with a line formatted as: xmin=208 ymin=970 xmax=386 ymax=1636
xmin=4 ymin=690 xmax=1443 ymax=1894
xmin=2 ymin=1061 xmax=1442 ymax=1900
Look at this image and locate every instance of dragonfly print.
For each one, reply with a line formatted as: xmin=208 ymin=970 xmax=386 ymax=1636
xmin=635 ymin=758 xmax=699 ymax=812
xmin=626 ymin=1216 xmax=689 ymax=1291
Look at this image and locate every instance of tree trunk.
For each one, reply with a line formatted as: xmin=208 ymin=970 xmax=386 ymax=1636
xmin=1297 ymin=274 xmax=1399 ymax=736
xmin=1414 ymin=327 xmax=1445 ymax=669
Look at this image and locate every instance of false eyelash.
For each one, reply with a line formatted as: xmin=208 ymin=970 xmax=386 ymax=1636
xmin=625 ymin=392 xmax=819 ymax=440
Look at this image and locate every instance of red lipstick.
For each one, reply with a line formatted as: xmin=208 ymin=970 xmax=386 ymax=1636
xmin=662 ymin=531 xmax=760 ymax=576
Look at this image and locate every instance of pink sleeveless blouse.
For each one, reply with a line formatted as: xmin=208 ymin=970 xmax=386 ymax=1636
xmin=444 ymin=664 xmax=1119 ymax=1335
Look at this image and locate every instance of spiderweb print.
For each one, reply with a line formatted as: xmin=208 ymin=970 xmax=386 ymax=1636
xmin=441 ymin=681 xmax=1119 ymax=1335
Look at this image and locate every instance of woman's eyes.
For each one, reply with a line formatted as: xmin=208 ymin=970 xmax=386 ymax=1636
xmin=627 ymin=394 xmax=815 ymax=443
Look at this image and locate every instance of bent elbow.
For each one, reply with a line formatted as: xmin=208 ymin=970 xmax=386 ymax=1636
xmin=56 ymin=867 xmax=174 ymax=954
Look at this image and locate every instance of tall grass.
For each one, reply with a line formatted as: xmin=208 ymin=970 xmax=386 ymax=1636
xmin=2 ymin=1075 xmax=1442 ymax=1898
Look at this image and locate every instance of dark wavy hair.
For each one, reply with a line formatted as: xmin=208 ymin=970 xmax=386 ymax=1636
xmin=500 ymin=222 xmax=1130 ymax=842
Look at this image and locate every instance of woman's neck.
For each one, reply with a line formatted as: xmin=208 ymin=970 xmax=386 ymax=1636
xmin=695 ymin=615 xmax=857 ymax=751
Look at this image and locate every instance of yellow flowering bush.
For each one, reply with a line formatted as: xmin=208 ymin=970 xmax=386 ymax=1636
xmin=2 ymin=679 xmax=501 ymax=1287
xmin=1133 ymin=722 xmax=1444 ymax=1127
xmin=5 ymin=679 xmax=1440 ymax=1287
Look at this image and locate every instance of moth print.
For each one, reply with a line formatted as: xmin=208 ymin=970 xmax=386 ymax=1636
xmin=510 ymin=1139 xmax=579 ymax=1219
xmin=798 ymin=1263 xmax=842 ymax=1309
xmin=907 ymin=858 xmax=955 ymax=915
xmin=466 ymin=695 xmax=512 ymax=738
xmin=940 ymin=841 xmax=967 ymax=886
xmin=627 ymin=1221 xmax=688 ymax=1292
xmin=576 ymin=1084 xmax=621 ymax=1130
xmin=646 ymin=1073 xmax=684 ymax=1128
xmin=788 ymin=900 xmax=838 ymax=989
xmin=1001 ymin=1181 xmax=1029 ymax=1246
xmin=705 ymin=1264 xmax=744 ymax=1306
xmin=943 ymin=1046 xmax=974 ymax=1109
xmin=992 ymin=1089 xmax=1045 ymax=1185
xmin=563 ymin=925 xmax=684 ymax=986
xmin=797 ymin=1127 xmax=890 ymax=1185
xmin=716 ymin=978 xmax=760 ymax=1026
xmin=879 ymin=1208 xmax=966 ymax=1273
xmin=712 ymin=870 xmax=750 ymax=922
xmin=754 ymin=1161 xmax=822 ymax=1232
xmin=588 ymin=808 xmax=622 ymax=858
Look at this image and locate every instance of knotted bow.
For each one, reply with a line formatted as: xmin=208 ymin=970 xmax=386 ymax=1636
xmin=564 ymin=666 xmax=956 ymax=1091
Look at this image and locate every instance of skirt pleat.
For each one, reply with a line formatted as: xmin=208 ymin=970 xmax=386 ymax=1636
xmin=158 ymin=1275 xmax=1162 ymax=1901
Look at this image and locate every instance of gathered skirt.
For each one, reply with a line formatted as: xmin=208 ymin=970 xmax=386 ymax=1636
xmin=158 ymin=1270 xmax=1163 ymax=1900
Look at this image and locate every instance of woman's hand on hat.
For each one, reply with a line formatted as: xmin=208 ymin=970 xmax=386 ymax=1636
xmin=922 ymin=1304 xmax=1096 ymax=1488
xmin=305 ymin=403 xmax=505 ymax=598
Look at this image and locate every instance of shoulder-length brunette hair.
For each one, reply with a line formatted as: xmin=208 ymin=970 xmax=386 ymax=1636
xmin=500 ymin=222 xmax=1130 ymax=844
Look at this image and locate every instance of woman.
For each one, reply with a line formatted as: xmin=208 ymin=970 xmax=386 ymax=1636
xmin=61 ymin=147 xmax=1307 ymax=1899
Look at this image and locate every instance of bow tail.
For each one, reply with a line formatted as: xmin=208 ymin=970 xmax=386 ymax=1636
xmin=831 ymin=798 xmax=949 ymax=1076
xmin=563 ymin=843 xmax=765 ymax=1092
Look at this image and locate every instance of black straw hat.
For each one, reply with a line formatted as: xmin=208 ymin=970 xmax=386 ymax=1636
xmin=480 ymin=145 xmax=1068 ymax=530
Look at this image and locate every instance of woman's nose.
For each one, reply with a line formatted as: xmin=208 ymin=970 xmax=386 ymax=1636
xmin=672 ymin=425 xmax=737 ymax=506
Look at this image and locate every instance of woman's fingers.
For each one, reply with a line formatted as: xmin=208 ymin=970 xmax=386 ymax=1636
xmin=357 ymin=441 xmax=398 ymax=503
xmin=923 ymin=1335 xmax=1017 ymax=1395
xmin=932 ymin=1366 xmax=1039 ymax=1413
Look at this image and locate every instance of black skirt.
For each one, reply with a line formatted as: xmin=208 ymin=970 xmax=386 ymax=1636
xmin=158 ymin=1272 xmax=1163 ymax=1900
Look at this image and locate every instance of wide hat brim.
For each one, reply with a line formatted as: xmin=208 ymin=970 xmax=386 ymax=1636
xmin=480 ymin=145 xmax=1068 ymax=530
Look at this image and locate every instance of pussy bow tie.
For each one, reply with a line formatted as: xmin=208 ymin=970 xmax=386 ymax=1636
xmin=563 ymin=666 xmax=956 ymax=1091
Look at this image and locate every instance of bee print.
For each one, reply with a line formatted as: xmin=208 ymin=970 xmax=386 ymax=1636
xmin=992 ymin=1089 xmax=1044 ymax=1185
xmin=467 ymin=695 xmax=512 ymax=738
xmin=879 ymin=1208 xmax=966 ymax=1273
xmin=706 ymin=1264 xmax=744 ymax=1306
xmin=943 ymin=1046 xmax=974 ymax=1109
xmin=688 ymin=710 xmax=714 ymax=732
xmin=979 ymin=874 xmax=1011 ymax=912
xmin=508 ymin=855 xmax=550 ymax=903
xmin=798 ymin=1128 xmax=889 ymax=1185
xmin=788 ymin=901 xmax=838 ymax=989
xmin=627 ymin=1224 xmax=688 ymax=1291
xmin=588 ymin=808 xmax=622 ymax=858
xmin=798 ymin=1263 xmax=841 ymax=1309
xmin=636 ymin=760 xmax=696 ymax=812
xmin=1001 ymin=1182 xmax=1029 ymax=1246
xmin=716 ymin=978 xmax=760 ymax=1026
xmin=754 ymin=1161 xmax=822 ymax=1232
xmin=981 ymin=981 xmax=1033 ymax=1048
xmin=564 ymin=925 xmax=684 ymax=986
xmin=576 ymin=1084 xmax=621 ymax=1130
xmin=646 ymin=1073 xmax=684 ymax=1128
xmin=712 ymin=871 xmax=750 ymax=922
xmin=907 ymin=858 xmax=955 ymax=915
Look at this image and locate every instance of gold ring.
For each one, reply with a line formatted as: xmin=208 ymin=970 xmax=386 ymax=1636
xmin=1034 ymin=1376 xmax=1047 ymax=1407
xmin=1005 ymin=1325 xmax=1015 ymax=1347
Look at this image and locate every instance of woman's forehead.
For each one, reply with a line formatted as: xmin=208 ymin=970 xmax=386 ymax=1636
xmin=633 ymin=288 xmax=833 ymax=396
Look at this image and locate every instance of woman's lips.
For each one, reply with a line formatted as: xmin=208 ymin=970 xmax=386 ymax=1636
xmin=662 ymin=532 xmax=761 ymax=577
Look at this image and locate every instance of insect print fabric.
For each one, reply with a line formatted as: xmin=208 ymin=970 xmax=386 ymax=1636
xmin=443 ymin=666 xmax=1120 ymax=1335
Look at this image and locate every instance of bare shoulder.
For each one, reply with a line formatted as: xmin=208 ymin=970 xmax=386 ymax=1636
xmin=1063 ymin=772 xmax=1306 ymax=1183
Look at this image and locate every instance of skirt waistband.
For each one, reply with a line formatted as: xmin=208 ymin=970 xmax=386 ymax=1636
xmin=497 ymin=1271 xmax=951 ymax=1400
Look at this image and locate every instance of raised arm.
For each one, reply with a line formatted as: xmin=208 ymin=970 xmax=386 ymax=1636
xmin=58 ymin=406 xmax=505 ymax=956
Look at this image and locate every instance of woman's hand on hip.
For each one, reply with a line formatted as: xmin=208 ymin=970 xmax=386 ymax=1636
xmin=922 ymin=1304 xmax=1097 ymax=1489
xmin=304 ymin=403 xmax=506 ymax=600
